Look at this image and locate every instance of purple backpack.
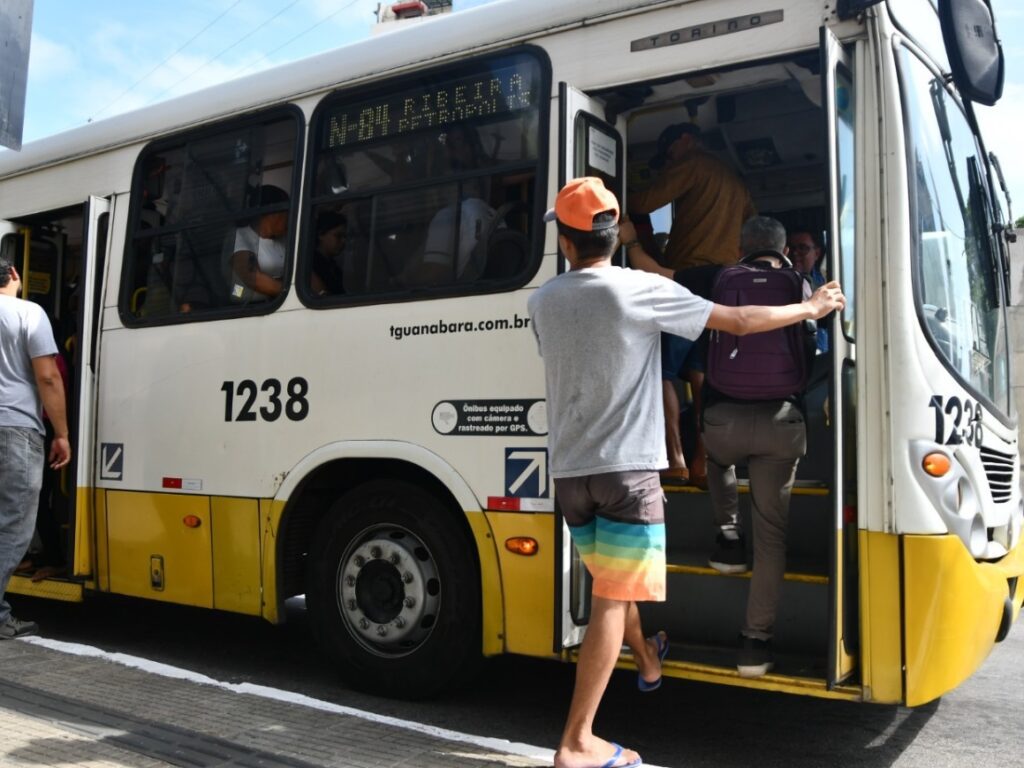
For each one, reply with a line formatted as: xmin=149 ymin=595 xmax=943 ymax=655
xmin=705 ymin=253 xmax=813 ymax=400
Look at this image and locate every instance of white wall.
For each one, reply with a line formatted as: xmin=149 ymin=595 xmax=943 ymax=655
xmin=1007 ymin=230 xmax=1024 ymax=458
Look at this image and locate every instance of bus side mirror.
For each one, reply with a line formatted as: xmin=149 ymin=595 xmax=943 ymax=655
xmin=938 ymin=0 xmax=1004 ymax=106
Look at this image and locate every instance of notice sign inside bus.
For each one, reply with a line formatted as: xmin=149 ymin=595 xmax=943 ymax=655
xmin=325 ymin=58 xmax=538 ymax=149
xmin=432 ymin=399 xmax=547 ymax=436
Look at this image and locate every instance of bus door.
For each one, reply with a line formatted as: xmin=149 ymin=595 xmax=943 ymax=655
xmin=556 ymin=83 xmax=625 ymax=649
xmin=71 ymin=196 xmax=111 ymax=580
xmin=821 ymin=27 xmax=858 ymax=687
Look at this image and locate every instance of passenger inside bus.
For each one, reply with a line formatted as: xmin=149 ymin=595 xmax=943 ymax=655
xmin=629 ymin=122 xmax=756 ymax=489
xmin=400 ymin=125 xmax=498 ymax=287
xmin=310 ymin=208 xmax=347 ymax=297
xmin=229 ymin=185 xmax=290 ymax=302
xmin=787 ymin=229 xmax=829 ymax=355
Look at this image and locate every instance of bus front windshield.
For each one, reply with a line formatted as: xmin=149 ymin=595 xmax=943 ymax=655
xmin=901 ymin=47 xmax=1010 ymax=415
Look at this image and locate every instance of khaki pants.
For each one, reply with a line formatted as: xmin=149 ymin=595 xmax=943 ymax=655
xmin=702 ymin=400 xmax=806 ymax=639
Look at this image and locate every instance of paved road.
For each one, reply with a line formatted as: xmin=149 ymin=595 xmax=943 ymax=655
xmin=9 ymin=592 xmax=1024 ymax=768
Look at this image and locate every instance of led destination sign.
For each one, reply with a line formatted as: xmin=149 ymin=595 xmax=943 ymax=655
xmin=325 ymin=60 xmax=538 ymax=149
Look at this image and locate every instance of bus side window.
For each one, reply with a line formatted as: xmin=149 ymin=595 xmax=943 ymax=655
xmin=122 ymin=111 xmax=299 ymax=324
xmin=302 ymin=50 xmax=547 ymax=304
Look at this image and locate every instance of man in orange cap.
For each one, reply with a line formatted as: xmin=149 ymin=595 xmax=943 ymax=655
xmin=529 ymin=177 xmax=844 ymax=768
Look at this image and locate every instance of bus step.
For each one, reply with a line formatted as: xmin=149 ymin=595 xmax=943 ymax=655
xmin=665 ymin=550 xmax=828 ymax=585
xmin=612 ymin=641 xmax=862 ymax=702
xmin=664 ymin=479 xmax=830 ymax=496
xmin=7 ymin=574 xmax=84 ymax=603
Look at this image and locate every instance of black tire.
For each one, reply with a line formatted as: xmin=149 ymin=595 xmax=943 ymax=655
xmin=306 ymin=479 xmax=481 ymax=699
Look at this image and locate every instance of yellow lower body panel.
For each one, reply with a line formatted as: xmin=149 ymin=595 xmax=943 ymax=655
xmin=6 ymin=575 xmax=83 ymax=603
xmin=859 ymin=530 xmax=903 ymax=704
xmin=484 ymin=511 xmax=557 ymax=658
xmin=103 ymin=491 xmax=267 ymax=615
xmin=466 ymin=511 xmax=505 ymax=657
xmin=903 ymin=534 xmax=1024 ymax=706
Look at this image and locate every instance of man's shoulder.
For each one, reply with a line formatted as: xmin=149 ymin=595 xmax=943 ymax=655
xmin=0 ymin=294 xmax=40 ymax=317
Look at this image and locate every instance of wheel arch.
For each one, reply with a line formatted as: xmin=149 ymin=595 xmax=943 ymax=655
xmin=266 ymin=441 xmax=504 ymax=654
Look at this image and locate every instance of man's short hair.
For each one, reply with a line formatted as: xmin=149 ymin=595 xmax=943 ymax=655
xmin=316 ymin=210 xmax=347 ymax=236
xmin=787 ymin=229 xmax=823 ymax=250
xmin=741 ymin=215 xmax=787 ymax=256
xmin=0 ymin=249 xmax=13 ymax=288
xmin=650 ymin=122 xmax=701 ymax=170
xmin=557 ymin=214 xmax=620 ymax=262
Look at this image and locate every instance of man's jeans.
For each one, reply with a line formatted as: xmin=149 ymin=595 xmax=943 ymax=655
xmin=0 ymin=427 xmax=44 ymax=623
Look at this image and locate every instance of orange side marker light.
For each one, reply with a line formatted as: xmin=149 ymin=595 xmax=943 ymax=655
xmin=182 ymin=515 xmax=203 ymax=529
xmin=505 ymin=537 xmax=539 ymax=556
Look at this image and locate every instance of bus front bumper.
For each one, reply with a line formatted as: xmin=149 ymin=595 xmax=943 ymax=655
xmin=902 ymin=533 xmax=1024 ymax=706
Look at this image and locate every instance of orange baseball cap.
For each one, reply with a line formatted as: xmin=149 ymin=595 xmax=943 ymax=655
xmin=543 ymin=177 xmax=620 ymax=231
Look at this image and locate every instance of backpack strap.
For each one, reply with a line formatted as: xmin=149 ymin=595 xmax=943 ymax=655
xmin=740 ymin=249 xmax=793 ymax=269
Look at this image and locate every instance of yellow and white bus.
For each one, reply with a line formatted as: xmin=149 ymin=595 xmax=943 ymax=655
xmin=0 ymin=0 xmax=1020 ymax=705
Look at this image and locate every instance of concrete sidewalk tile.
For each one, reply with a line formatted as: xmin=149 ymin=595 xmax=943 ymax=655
xmin=0 ymin=640 xmax=549 ymax=768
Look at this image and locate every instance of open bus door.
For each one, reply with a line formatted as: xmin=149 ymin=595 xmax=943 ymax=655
xmin=71 ymin=197 xmax=111 ymax=582
xmin=821 ymin=27 xmax=858 ymax=687
xmin=556 ymin=83 xmax=625 ymax=650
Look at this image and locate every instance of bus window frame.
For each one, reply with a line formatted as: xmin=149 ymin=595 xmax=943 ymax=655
xmin=118 ymin=104 xmax=306 ymax=328
xmin=297 ymin=44 xmax=552 ymax=309
xmin=895 ymin=39 xmax=1013 ymax=426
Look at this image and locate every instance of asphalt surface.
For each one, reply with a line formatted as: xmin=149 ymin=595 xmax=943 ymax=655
xmin=7 ymin=592 xmax=1024 ymax=767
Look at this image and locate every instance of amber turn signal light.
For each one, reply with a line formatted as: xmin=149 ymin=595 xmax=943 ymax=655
xmin=922 ymin=452 xmax=952 ymax=477
xmin=505 ymin=537 xmax=539 ymax=556
xmin=182 ymin=515 xmax=203 ymax=528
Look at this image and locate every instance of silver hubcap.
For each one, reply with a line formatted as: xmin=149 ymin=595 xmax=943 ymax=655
xmin=336 ymin=524 xmax=441 ymax=656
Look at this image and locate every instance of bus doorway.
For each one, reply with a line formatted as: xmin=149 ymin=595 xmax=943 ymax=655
xmin=2 ymin=198 xmax=109 ymax=601
xmin=560 ymin=44 xmax=860 ymax=698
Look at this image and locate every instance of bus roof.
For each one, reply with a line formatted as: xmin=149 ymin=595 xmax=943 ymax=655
xmin=0 ymin=0 xmax=668 ymax=179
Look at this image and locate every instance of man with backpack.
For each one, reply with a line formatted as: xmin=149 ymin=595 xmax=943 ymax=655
xmin=622 ymin=215 xmax=824 ymax=679
xmin=534 ymin=182 xmax=843 ymax=768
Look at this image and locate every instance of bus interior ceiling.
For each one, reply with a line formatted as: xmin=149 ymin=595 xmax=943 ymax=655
xmin=600 ymin=55 xmax=838 ymax=671
xmin=610 ymin=53 xmax=829 ymax=231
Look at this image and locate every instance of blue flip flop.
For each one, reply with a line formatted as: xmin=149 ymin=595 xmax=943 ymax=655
xmin=599 ymin=742 xmax=643 ymax=768
xmin=637 ymin=631 xmax=669 ymax=692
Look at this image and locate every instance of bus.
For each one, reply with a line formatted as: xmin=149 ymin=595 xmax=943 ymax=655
xmin=0 ymin=0 xmax=1019 ymax=706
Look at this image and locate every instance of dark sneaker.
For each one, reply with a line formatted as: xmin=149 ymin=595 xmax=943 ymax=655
xmin=737 ymin=636 xmax=774 ymax=678
xmin=0 ymin=616 xmax=39 ymax=639
xmin=708 ymin=533 xmax=748 ymax=574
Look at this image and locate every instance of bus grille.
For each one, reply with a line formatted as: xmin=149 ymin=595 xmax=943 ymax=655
xmin=980 ymin=446 xmax=1016 ymax=504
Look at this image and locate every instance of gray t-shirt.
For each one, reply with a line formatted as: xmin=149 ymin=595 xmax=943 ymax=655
xmin=528 ymin=266 xmax=712 ymax=478
xmin=0 ymin=295 xmax=58 ymax=434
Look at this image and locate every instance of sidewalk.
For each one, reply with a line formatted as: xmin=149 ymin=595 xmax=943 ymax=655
xmin=0 ymin=636 xmax=553 ymax=768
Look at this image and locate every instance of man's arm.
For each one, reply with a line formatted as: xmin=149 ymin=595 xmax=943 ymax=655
xmin=620 ymin=219 xmax=674 ymax=278
xmin=707 ymin=281 xmax=845 ymax=336
xmin=31 ymin=355 xmax=71 ymax=469
xmin=232 ymin=251 xmax=282 ymax=297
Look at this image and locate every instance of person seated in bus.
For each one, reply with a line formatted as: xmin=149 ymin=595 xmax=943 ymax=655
xmin=623 ymin=214 xmax=821 ymax=680
xmin=229 ymin=185 xmax=290 ymax=302
xmin=412 ymin=197 xmax=499 ymax=286
xmin=310 ymin=209 xmax=347 ymax=297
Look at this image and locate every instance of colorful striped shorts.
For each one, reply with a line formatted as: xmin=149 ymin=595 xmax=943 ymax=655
xmin=554 ymin=470 xmax=666 ymax=602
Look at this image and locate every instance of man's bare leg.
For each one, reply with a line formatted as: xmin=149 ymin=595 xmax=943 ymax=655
xmin=625 ymin=600 xmax=663 ymax=687
xmin=662 ymin=381 xmax=688 ymax=480
xmin=686 ymin=370 xmax=707 ymax=487
xmin=554 ymin=596 xmax=643 ymax=768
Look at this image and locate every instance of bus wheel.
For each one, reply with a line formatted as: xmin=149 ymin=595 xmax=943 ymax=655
xmin=307 ymin=479 xmax=481 ymax=699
